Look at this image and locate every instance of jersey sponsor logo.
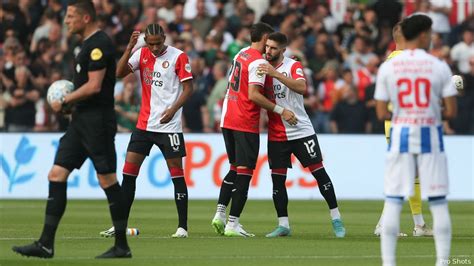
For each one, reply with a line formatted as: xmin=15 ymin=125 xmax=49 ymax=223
xmin=143 ymin=68 xmax=163 ymax=87
xmin=162 ymin=60 xmax=170 ymax=69
xmin=185 ymin=63 xmax=191 ymax=73
xmin=272 ymin=84 xmax=286 ymax=99
xmin=296 ymin=68 xmax=304 ymax=76
xmin=90 ymin=48 xmax=103 ymax=61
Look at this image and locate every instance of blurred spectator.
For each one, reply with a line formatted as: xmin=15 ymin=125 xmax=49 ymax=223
xmin=448 ymin=56 xmax=474 ymax=134
xmin=182 ymin=58 xmax=210 ymax=133
xmin=206 ymin=61 xmax=228 ymax=131
xmin=450 ymin=28 xmax=474 ymax=74
xmin=315 ymin=64 xmax=340 ymax=133
xmin=344 ymin=35 xmax=376 ymax=71
xmin=168 ymin=4 xmax=185 ymax=37
xmin=430 ymin=32 xmax=450 ymax=60
xmin=208 ymin=16 xmax=234 ymax=53
xmin=115 ymin=78 xmax=139 ymax=133
xmin=189 ymin=0 xmax=213 ymax=39
xmin=330 ymin=86 xmax=368 ymax=134
xmin=260 ymin=0 xmax=286 ymax=28
xmin=427 ymin=0 xmax=452 ymax=42
xmin=226 ymin=26 xmax=250 ymax=59
xmin=30 ymin=8 xmax=57 ymax=54
xmin=353 ymin=55 xmax=379 ymax=101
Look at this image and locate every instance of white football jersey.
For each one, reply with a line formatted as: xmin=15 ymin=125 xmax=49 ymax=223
xmin=265 ymin=57 xmax=315 ymax=141
xmin=128 ymin=46 xmax=193 ymax=133
xmin=374 ymin=49 xmax=457 ymax=154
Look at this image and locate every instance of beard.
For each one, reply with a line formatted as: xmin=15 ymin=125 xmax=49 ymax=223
xmin=266 ymin=54 xmax=279 ymax=62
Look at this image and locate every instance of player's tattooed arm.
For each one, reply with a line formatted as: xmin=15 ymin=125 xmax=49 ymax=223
xmin=117 ymin=31 xmax=140 ymax=78
xmin=160 ymin=79 xmax=193 ymax=123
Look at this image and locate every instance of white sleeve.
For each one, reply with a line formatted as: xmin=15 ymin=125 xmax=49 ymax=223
xmin=128 ymin=48 xmax=142 ymax=72
xmin=374 ymin=63 xmax=390 ymax=101
xmin=248 ymin=59 xmax=266 ymax=87
xmin=440 ymin=62 xmax=457 ymax=98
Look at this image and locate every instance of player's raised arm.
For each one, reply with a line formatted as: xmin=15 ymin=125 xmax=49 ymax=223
xmin=117 ymin=31 xmax=140 ymax=78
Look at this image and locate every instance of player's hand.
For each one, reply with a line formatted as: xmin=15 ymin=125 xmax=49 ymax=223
xmin=258 ymin=63 xmax=277 ymax=77
xmin=282 ymin=109 xmax=298 ymax=126
xmin=50 ymin=100 xmax=63 ymax=113
xmin=127 ymin=31 xmax=141 ymax=51
xmin=160 ymin=107 xmax=177 ymax=124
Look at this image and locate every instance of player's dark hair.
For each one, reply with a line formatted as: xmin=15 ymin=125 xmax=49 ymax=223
xmin=68 ymin=0 xmax=96 ymax=22
xmin=250 ymin=22 xmax=274 ymax=42
xmin=268 ymin=32 xmax=288 ymax=47
xmin=145 ymin=23 xmax=165 ymax=37
xmin=401 ymin=14 xmax=432 ymax=41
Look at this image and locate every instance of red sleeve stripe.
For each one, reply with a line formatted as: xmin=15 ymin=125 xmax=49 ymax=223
xmin=180 ymin=76 xmax=193 ymax=82
xmin=271 ymin=168 xmax=288 ymax=175
xmin=308 ymin=162 xmax=324 ymax=172
xmin=127 ymin=63 xmax=135 ymax=72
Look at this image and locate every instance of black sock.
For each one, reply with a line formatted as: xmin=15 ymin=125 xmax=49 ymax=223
xmin=229 ymin=173 xmax=252 ymax=217
xmin=104 ymin=183 xmax=128 ymax=249
xmin=217 ymin=169 xmax=237 ymax=206
xmin=39 ymin=181 xmax=67 ymax=249
xmin=272 ymin=174 xmax=288 ymax=217
xmin=312 ymin=168 xmax=338 ymax=209
xmin=172 ymin=177 xmax=188 ymax=230
xmin=121 ymin=174 xmax=137 ymax=221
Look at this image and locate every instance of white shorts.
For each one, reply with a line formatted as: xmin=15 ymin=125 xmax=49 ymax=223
xmin=384 ymin=152 xmax=449 ymax=198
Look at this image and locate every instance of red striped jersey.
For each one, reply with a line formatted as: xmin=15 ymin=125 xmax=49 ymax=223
xmin=220 ymin=47 xmax=267 ymax=133
xmin=128 ymin=46 xmax=192 ymax=132
xmin=265 ymin=57 xmax=315 ymax=141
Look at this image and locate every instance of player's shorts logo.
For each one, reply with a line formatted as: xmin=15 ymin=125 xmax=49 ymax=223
xmin=162 ymin=60 xmax=169 ymax=69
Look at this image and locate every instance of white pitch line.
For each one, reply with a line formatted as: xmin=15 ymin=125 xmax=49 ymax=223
xmin=2 ymin=255 xmax=473 ymax=260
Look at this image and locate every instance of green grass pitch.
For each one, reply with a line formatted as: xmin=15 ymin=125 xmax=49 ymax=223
xmin=0 ymin=200 xmax=472 ymax=266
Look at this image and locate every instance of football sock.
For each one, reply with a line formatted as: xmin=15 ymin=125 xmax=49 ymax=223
xmin=412 ymin=214 xmax=425 ymax=227
xmin=381 ymin=197 xmax=403 ymax=266
xmin=171 ymin=168 xmax=188 ymax=231
xmin=310 ymin=164 xmax=338 ymax=209
xmin=39 ymin=181 xmax=67 ymax=249
xmin=429 ymin=197 xmax=451 ymax=266
xmin=217 ymin=166 xmax=237 ymax=209
xmin=278 ymin=217 xmax=290 ymax=228
xmin=104 ymin=183 xmax=128 ymax=249
xmin=330 ymin=207 xmax=341 ymax=220
xmin=228 ymin=169 xmax=253 ymax=218
xmin=122 ymin=162 xmax=140 ymax=220
xmin=227 ymin=215 xmax=239 ymax=229
xmin=271 ymin=169 xmax=288 ymax=218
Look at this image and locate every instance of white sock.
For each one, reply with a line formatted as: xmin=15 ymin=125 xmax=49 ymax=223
xmin=381 ymin=199 xmax=403 ymax=266
xmin=412 ymin=214 xmax=425 ymax=227
xmin=227 ymin=215 xmax=239 ymax=229
xmin=330 ymin=207 xmax=341 ymax=220
xmin=429 ymin=200 xmax=451 ymax=266
xmin=278 ymin=217 xmax=289 ymax=228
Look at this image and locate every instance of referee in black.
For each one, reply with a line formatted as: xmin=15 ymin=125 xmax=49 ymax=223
xmin=12 ymin=0 xmax=131 ymax=259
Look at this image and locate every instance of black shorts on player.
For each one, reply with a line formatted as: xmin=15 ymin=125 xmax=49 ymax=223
xmin=222 ymin=128 xmax=259 ymax=169
xmin=268 ymin=134 xmax=323 ymax=169
xmin=127 ymin=128 xmax=186 ymax=158
xmin=54 ymin=108 xmax=117 ymax=174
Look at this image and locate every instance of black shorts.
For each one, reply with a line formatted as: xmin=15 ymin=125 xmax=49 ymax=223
xmin=222 ymin=128 xmax=259 ymax=169
xmin=127 ymin=129 xmax=186 ymax=159
xmin=54 ymin=108 xmax=117 ymax=174
xmin=268 ymin=134 xmax=323 ymax=169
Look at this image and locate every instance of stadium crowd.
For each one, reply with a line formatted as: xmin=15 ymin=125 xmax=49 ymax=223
xmin=1 ymin=0 xmax=473 ymax=134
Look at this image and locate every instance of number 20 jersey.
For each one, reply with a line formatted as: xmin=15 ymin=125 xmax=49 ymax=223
xmin=374 ymin=49 xmax=457 ymax=154
xmin=220 ymin=47 xmax=267 ymax=133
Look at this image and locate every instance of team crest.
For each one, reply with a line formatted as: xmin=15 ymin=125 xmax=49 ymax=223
xmin=90 ymin=48 xmax=103 ymax=61
xmin=162 ymin=60 xmax=170 ymax=68
xmin=256 ymin=69 xmax=264 ymax=77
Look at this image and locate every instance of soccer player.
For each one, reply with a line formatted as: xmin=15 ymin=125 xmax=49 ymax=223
xmin=211 ymin=22 xmax=298 ymax=237
xmin=374 ymin=22 xmax=433 ymax=237
xmin=375 ymin=14 xmax=457 ymax=266
xmin=100 ymin=23 xmax=193 ymax=238
xmin=258 ymin=32 xmax=345 ymax=238
xmin=12 ymin=0 xmax=131 ymax=258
